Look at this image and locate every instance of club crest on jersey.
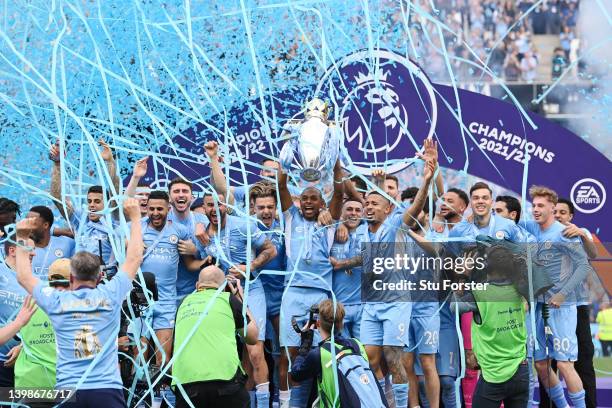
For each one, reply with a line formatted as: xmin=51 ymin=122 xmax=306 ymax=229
xmin=316 ymin=49 xmax=438 ymax=175
xmin=169 ymin=234 xmax=179 ymax=244
xmin=495 ymin=230 xmax=505 ymax=239
xmin=544 ymin=241 xmax=552 ymax=250
xmin=359 ymin=373 xmax=370 ymax=385
xmin=54 ymin=249 xmax=64 ymax=257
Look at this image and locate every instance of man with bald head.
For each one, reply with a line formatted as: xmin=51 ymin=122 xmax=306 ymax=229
xmin=172 ymin=266 xmax=258 ymax=408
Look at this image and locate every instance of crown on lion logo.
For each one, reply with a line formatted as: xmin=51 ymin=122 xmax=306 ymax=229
xmin=354 ymin=68 xmax=390 ymax=85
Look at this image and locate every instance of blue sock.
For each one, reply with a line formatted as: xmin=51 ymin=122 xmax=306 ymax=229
xmin=290 ymin=383 xmax=311 ymax=408
xmin=256 ymin=382 xmax=271 ymax=408
xmin=249 ymin=390 xmax=257 ymax=408
xmin=568 ymin=390 xmax=586 ymax=408
xmin=546 ymin=383 xmax=569 ymax=408
xmin=392 ymin=383 xmax=408 ymax=408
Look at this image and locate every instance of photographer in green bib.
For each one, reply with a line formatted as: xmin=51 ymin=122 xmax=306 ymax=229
xmin=13 ymin=258 xmax=71 ymax=408
xmin=454 ymin=243 xmax=530 ymax=408
xmin=172 ymin=265 xmax=258 ymax=408
xmin=290 ymin=299 xmax=387 ymax=408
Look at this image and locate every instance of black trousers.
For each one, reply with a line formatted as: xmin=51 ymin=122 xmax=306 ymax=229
xmin=539 ymin=304 xmax=597 ymax=408
xmin=472 ymin=362 xmax=529 ymax=408
xmin=176 ymin=380 xmax=250 ymax=408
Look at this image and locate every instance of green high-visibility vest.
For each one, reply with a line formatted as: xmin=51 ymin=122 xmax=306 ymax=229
xmin=472 ymin=283 xmax=527 ymax=383
xmin=318 ymin=338 xmax=369 ymax=408
xmin=172 ymin=289 xmax=242 ymax=386
xmin=14 ymin=308 xmax=56 ymax=389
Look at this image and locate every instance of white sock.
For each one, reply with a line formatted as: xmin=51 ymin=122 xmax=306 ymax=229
xmin=279 ymin=390 xmax=290 ymax=408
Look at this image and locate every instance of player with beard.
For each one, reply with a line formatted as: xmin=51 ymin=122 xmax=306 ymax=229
xmin=49 ymin=140 xmax=119 ymax=266
xmin=521 ymin=186 xmax=591 ymax=408
xmin=137 ymin=191 xmax=210 ymax=375
xmin=333 ymin=141 xmax=438 ymax=407
xmin=200 ymin=191 xmax=277 ymax=408
xmin=250 ymin=183 xmax=286 ymax=342
xmin=329 ymin=199 xmax=366 ymax=339
xmin=439 ymin=188 xmax=469 ymax=233
xmin=355 ymin=156 xmax=436 ymax=408
xmin=25 ymin=206 xmax=75 ymax=279
xmin=167 ymin=178 xmax=209 ymax=304
xmin=400 ymin=188 xmax=441 ymax=408
xmin=275 ymin=159 xmax=344 ymax=408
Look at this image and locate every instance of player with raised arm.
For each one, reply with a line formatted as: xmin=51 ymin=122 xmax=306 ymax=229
xmin=137 ymin=190 xmax=211 ymax=374
xmin=275 ymin=158 xmax=344 ymax=408
xmin=49 ymin=140 xmax=120 ymax=266
xmin=357 ymin=144 xmax=437 ymax=408
xmin=199 ymin=190 xmax=277 ymax=408
xmin=14 ymin=198 xmax=144 ymax=407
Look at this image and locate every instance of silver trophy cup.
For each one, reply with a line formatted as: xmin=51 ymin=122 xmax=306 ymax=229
xmin=279 ymin=99 xmax=340 ymax=193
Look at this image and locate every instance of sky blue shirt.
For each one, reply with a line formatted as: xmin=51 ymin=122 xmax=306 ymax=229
xmin=331 ymin=223 xmax=367 ymax=305
xmin=70 ymin=207 xmax=117 ymax=266
xmin=258 ymin=219 xmax=286 ymax=292
xmin=522 ymin=220 xmax=592 ymax=304
xmin=139 ymin=220 xmax=190 ymax=305
xmin=283 ymin=206 xmax=336 ymax=290
xmin=0 ymin=262 xmax=27 ymax=361
xmin=201 ymin=215 xmax=267 ymax=277
xmin=32 ymin=236 xmax=75 ymax=280
xmin=32 ymin=271 xmax=132 ymax=389
xmin=449 ymin=213 xmax=531 ymax=242
xmin=167 ymin=210 xmax=208 ymax=298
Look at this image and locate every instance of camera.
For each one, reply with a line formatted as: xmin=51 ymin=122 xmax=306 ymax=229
xmin=116 ymin=272 xmax=159 ymax=407
xmin=291 ymin=304 xmax=319 ymax=335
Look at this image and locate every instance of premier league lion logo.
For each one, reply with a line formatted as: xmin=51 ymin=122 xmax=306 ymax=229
xmin=316 ymin=49 xmax=438 ymax=175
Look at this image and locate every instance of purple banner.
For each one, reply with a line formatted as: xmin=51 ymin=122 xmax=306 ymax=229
xmin=148 ymin=49 xmax=609 ymax=241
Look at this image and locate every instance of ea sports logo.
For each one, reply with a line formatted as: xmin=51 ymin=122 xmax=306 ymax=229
xmin=316 ymin=49 xmax=437 ymax=175
xmin=571 ymin=178 xmax=606 ymax=214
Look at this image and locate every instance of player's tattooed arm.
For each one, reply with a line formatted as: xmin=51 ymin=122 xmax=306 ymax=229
xmin=329 ymin=255 xmax=362 ymax=271
xmin=250 ymin=239 xmax=278 ymax=271
xmin=329 ymin=159 xmax=345 ymax=220
xmin=403 ymin=158 xmax=436 ymax=228
xmin=407 ymin=229 xmax=441 ymax=256
xmin=343 ymin=171 xmax=365 ymax=205
xmin=417 ymin=139 xmax=444 ymax=200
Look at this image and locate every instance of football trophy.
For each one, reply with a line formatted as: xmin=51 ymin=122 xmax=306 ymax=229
xmin=279 ymin=98 xmax=341 ymax=193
